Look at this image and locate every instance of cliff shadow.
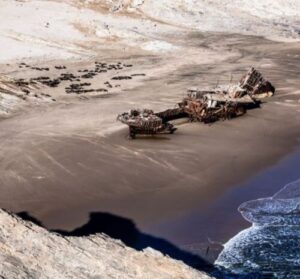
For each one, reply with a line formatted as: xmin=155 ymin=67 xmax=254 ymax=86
xmin=17 ymin=211 xmax=217 ymax=274
xmin=56 ymin=212 xmax=215 ymax=273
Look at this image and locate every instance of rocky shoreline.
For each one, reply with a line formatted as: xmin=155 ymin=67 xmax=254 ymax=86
xmin=0 ymin=209 xmax=212 ymax=279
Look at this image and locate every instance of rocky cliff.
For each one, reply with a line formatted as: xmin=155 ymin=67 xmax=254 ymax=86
xmin=0 ymin=209 xmax=212 ymax=278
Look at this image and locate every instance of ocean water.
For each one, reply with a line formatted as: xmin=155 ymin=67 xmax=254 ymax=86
xmin=215 ymin=179 xmax=300 ymax=278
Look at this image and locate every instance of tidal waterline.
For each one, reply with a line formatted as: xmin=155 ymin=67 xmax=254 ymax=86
xmin=144 ymin=148 xmax=300 ymax=262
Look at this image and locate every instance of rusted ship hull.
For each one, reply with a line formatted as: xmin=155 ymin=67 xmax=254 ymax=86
xmin=117 ymin=109 xmax=177 ymax=139
xmin=117 ymin=67 xmax=275 ymax=138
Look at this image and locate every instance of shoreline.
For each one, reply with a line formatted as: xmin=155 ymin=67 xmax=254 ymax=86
xmin=215 ymin=176 xmax=300 ymax=276
xmin=0 ymin=33 xmax=299 ymax=265
xmin=0 ymin=102 xmax=299 ymax=264
xmin=180 ymin=147 xmax=300 ymax=262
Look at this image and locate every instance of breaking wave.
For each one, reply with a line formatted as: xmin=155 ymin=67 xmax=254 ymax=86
xmin=215 ymin=179 xmax=300 ymax=278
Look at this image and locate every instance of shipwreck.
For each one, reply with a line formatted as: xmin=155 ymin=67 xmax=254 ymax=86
xmin=117 ymin=68 xmax=275 ymax=139
xmin=117 ymin=109 xmax=177 ymax=139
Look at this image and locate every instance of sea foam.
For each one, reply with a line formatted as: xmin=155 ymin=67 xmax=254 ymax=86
xmin=216 ymin=179 xmax=300 ymax=278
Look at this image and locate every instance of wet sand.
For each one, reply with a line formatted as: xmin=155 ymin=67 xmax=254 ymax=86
xmin=0 ymin=33 xmax=299 ymax=263
xmin=161 ymin=148 xmax=300 ymax=262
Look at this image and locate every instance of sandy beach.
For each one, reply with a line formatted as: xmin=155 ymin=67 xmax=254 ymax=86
xmin=0 ymin=32 xmax=299 ymax=262
xmin=0 ymin=0 xmax=299 ymax=268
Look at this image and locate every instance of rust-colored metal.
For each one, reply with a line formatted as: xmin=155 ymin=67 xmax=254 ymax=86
xmin=117 ymin=67 xmax=275 ymax=138
xmin=117 ymin=109 xmax=177 ymax=139
xmin=239 ymin=67 xmax=275 ymax=98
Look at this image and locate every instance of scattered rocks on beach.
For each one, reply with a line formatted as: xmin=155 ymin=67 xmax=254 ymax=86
xmin=81 ymin=72 xmax=97 ymax=79
xmin=112 ymin=76 xmax=132 ymax=80
xmin=30 ymin=77 xmax=61 ymax=88
xmin=104 ymin=81 xmax=113 ymax=88
xmin=15 ymin=79 xmax=30 ymax=87
xmin=0 ymin=74 xmax=55 ymax=115
xmin=59 ymin=73 xmax=77 ymax=81
xmin=31 ymin=66 xmax=50 ymax=71
xmin=8 ymin=61 xmax=145 ymax=100
xmin=131 ymin=73 xmax=146 ymax=77
xmin=55 ymin=65 xmax=67 ymax=70
xmin=65 ymin=83 xmax=93 ymax=94
xmin=96 ymin=88 xmax=108 ymax=92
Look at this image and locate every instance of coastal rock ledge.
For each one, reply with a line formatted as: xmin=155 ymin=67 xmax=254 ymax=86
xmin=0 ymin=209 xmax=211 ymax=279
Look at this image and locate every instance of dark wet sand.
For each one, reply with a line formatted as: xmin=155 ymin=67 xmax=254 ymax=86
xmin=0 ymin=33 xmax=299 ymax=263
xmin=157 ymin=149 xmax=300 ymax=262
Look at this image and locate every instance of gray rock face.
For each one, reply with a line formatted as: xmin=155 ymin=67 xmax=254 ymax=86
xmin=0 ymin=209 xmax=212 ymax=279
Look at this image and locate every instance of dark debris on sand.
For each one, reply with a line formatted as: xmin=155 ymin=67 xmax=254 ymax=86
xmin=15 ymin=61 xmax=142 ymax=96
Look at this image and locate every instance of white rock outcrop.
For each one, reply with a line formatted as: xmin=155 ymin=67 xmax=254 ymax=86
xmin=0 ymin=0 xmax=299 ymax=63
xmin=0 ymin=209 xmax=212 ymax=279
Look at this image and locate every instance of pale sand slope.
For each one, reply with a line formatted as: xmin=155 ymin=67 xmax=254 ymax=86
xmin=0 ymin=209 xmax=212 ymax=279
xmin=0 ymin=0 xmax=299 ymax=64
xmin=82 ymin=0 xmax=300 ymax=40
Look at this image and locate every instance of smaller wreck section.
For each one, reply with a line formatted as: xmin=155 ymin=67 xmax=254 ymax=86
xmin=117 ymin=68 xmax=275 ymax=139
xmin=238 ymin=67 xmax=275 ymax=99
xmin=117 ymin=109 xmax=177 ymax=139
